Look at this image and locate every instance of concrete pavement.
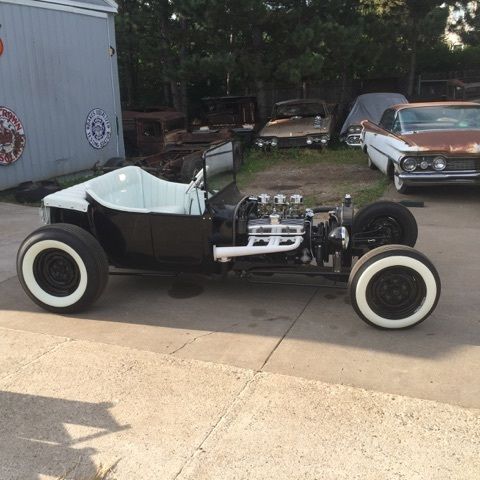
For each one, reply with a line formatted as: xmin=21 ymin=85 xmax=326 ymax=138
xmin=0 ymin=185 xmax=479 ymax=478
xmin=1 ymin=326 xmax=479 ymax=480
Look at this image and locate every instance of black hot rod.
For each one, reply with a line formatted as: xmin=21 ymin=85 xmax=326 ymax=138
xmin=17 ymin=142 xmax=440 ymax=329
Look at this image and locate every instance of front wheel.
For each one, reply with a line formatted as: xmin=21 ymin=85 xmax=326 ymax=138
xmin=394 ymin=173 xmax=410 ymax=194
xmin=17 ymin=224 xmax=109 ymax=313
xmin=352 ymin=201 xmax=418 ymax=249
xmin=348 ymin=245 xmax=441 ymax=329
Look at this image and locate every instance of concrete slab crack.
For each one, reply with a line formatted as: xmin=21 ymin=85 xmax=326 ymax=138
xmin=0 ymin=337 xmax=73 ymax=386
xmin=0 ymin=274 xmax=16 ymax=287
xmin=171 ymin=331 xmax=216 ymax=355
xmin=260 ymin=287 xmax=319 ymax=371
xmin=172 ymin=371 xmax=258 ymax=480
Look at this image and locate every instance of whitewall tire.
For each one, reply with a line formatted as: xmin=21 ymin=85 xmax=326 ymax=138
xmin=348 ymin=245 xmax=440 ymax=329
xmin=17 ymin=224 xmax=108 ymax=313
xmin=394 ymin=173 xmax=410 ymax=194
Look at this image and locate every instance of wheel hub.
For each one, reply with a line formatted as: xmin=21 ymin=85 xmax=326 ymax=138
xmin=367 ymin=266 xmax=426 ymax=320
xmin=33 ymin=249 xmax=81 ymax=297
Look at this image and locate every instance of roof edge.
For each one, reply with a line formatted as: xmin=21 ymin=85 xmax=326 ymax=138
xmin=41 ymin=0 xmax=117 ymax=13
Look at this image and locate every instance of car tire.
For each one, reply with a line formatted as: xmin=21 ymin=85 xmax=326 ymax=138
xmin=352 ymin=201 xmax=418 ymax=248
xmin=348 ymin=245 xmax=441 ymax=329
xmin=17 ymin=224 xmax=109 ymax=314
xmin=394 ymin=173 xmax=410 ymax=194
xmin=367 ymin=155 xmax=377 ymax=170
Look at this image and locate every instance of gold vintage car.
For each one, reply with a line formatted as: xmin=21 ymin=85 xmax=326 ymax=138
xmin=255 ymin=99 xmax=333 ymax=149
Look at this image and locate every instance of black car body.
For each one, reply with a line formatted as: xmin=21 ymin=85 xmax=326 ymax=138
xmin=17 ymin=142 xmax=441 ymax=329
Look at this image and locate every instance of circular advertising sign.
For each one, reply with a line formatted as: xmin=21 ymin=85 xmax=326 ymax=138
xmin=0 ymin=106 xmax=26 ymax=166
xmin=85 ymin=108 xmax=112 ymax=149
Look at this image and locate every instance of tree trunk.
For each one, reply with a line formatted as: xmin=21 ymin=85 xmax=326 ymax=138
xmin=302 ymin=81 xmax=307 ymax=99
xmin=252 ymin=25 xmax=269 ymax=121
xmin=255 ymin=79 xmax=269 ymax=122
xmin=407 ymin=23 xmax=418 ymax=97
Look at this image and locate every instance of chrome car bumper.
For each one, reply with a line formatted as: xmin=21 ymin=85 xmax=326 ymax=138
xmin=345 ymin=134 xmax=362 ymax=147
xmin=399 ymin=171 xmax=480 ymax=186
xmin=255 ymin=135 xmax=330 ymax=149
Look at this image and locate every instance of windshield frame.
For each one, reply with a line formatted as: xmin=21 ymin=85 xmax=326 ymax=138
xmin=202 ymin=142 xmax=237 ymax=201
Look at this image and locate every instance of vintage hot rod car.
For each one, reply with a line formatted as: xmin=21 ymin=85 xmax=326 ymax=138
xmin=17 ymin=143 xmax=441 ymax=329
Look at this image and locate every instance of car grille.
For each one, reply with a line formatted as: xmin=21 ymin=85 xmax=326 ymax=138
xmin=278 ymin=137 xmax=310 ymax=148
xmin=445 ymin=158 xmax=480 ymax=171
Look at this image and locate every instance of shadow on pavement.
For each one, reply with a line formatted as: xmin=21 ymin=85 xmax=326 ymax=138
xmin=0 ymin=391 xmax=128 ymax=480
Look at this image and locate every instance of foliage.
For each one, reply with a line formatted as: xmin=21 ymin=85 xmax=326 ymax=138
xmin=114 ymin=1 xmax=479 ymax=111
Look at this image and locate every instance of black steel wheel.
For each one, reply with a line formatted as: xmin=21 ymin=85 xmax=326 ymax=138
xmin=17 ymin=224 xmax=109 ymax=313
xmin=352 ymin=201 xmax=418 ymax=249
xmin=348 ymin=245 xmax=441 ymax=329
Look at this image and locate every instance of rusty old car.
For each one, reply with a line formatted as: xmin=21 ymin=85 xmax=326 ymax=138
xmin=112 ymin=110 xmax=240 ymax=182
xmin=361 ymin=102 xmax=480 ymax=193
xmin=255 ymin=99 xmax=333 ymax=149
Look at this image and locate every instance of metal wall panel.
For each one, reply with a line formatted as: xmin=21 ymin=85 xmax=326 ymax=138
xmin=0 ymin=2 xmax=124 ymax=190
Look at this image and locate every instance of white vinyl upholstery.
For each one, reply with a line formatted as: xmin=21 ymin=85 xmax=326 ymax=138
xmin=85 ymin=166 xmax=205 ymax=215
xmin=43 ymin=166 xmax=206 ymax=215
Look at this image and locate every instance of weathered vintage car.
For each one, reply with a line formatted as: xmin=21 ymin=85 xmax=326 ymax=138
xmin=196 ymin=96 xmax=258 ymax=146
xmin=113 ymin=110 xmax=240 ymax=182
xmin=340 ymin=92 xmax=408 ymax=147
xmin=17 ymin=144 xmax=440 ymax=329
xmin=362 ymin=102 xmax=480 ymax=193
xmin=255 ymin=99 xmax=333 ymax=149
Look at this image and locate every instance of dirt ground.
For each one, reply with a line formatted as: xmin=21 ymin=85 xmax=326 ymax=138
xmin=240 ymin=149 xmax=387 ymax=206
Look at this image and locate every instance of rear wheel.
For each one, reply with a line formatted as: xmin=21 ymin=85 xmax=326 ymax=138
xmin=348 ymin=245 xmax=441 ymax=329
xmin=17 ymin=224 xmax=108 ymax=313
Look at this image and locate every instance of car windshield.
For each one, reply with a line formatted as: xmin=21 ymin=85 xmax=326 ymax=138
xmin=396 ymin=106 xmax=480 ymax=133
xmin=204 ymin=144 xmax=236 ymax=195
xmin=274 ymin=102 xmax=326 ymax=119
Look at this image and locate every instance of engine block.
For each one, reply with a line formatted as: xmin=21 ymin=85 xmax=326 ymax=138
xmin=248 ymin=218 xmax=305 ymax=237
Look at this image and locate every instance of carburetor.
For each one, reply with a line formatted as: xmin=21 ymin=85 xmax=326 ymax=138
xmin=256 ymin=193 xmax=305 ymax=219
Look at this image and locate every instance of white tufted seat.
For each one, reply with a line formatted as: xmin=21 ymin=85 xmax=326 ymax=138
xmin=43 ymin=166 xmax=205 ymax=215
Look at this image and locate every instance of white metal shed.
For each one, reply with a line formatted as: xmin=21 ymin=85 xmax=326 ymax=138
xmin=0 ymin=0 xmax=124 ymax=190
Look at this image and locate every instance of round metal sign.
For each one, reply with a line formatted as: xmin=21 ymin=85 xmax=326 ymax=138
xmin=0 ymin=106 xmax=26 ymax=166
xmin=85 ymin=108 xmax=112 ymax=149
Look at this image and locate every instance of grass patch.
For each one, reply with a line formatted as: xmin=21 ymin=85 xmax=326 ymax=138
xmin=351 ymin=177 xmax=390 ymax=206
xmin=237 ymin=146 xmax=365 ymax=189
xmin=238 ymin=146 xmax=388 ymax=207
